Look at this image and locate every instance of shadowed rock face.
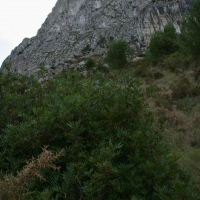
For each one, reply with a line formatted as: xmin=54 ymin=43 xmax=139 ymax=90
xmin=2 ymin=0 xmax=191 ymax=75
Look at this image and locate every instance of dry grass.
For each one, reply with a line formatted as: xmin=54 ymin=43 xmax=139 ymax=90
xmin=0 ymin=147 xmax=64 ymax=200
xmin=128 ymin=58 xmax=200 ymax=194
xmin=157 ymin=106 xmax=189 ymax=130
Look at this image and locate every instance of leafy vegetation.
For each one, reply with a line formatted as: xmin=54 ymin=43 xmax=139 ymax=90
xmin=148 ymin=0 xmax=200 ymax=59
xmin=0 ymin=70 xmax=198 ymax=199
xmin=85 ymin=58 xmax=96 ymax=70
xmin=1 ymin=1 xmax=200 ymax=199
xmin=148 ymin=24 xmax=178 ymax=60
xmin=180 ymin=0 xmax=200 ymax=57
xmin=105 ymin=40 xmax=128 ymax=68
xmin=0 ymin=147 xmax=64 ymax=200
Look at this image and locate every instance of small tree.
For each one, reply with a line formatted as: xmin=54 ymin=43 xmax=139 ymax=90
xmin=148 ymin=24 xmax=178 ymax=60
xmin=105 ymin=40 xmax=128 ymax=68
xmin=85 ymin=58 xmax=96 ymax=70
xmin=180 ymin=0 xmax=200 ymax=57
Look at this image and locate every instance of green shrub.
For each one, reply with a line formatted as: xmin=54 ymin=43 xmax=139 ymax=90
xmin=85 ymin=58 xmax=96 ymax=70
xmin=1 ymin=61 xmax=12 ymax=71
xmin=0 ymin=72 xmax=197 ymax=199
xmin=148 ymin=24 xmax=179 ymax=60
xmin=105 ymin=40 xmax=128 ymax=68
xmin=0 ymin=148 xmax=64 ymax=200
xmin=180 ymin=0 xmax=200 ymax=57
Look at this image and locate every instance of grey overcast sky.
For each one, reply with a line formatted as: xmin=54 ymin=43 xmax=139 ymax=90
xmin=0 ymin=0 xmax=57 ymax=66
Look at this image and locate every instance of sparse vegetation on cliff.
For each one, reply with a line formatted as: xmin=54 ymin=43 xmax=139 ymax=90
xmin=148 ymin=24 xmax=178 ymax=60
xmin=105 ymin=40 xmax=128 ymax=68
xmin=180 ymin=0 xmax=200 ymax=57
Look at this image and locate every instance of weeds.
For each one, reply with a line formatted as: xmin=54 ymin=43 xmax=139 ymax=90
xmin=0 ymin=147 xmax=64 ymax=200
xmin=171 ymin=74 xmax=200 ymax=99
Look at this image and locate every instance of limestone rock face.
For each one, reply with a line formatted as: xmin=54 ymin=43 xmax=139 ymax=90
xmin=2 ymin=0 xmax=191 ymax=75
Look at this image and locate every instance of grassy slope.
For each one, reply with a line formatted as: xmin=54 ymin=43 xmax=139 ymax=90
xmin=113 ymin=55 xmax=200 ymax=192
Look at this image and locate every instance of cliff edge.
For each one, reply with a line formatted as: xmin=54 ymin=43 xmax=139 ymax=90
xmin=2 ymin=0 xmax=191 ymax=75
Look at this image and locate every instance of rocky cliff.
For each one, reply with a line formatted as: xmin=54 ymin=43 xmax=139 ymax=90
xmin=2 ymin=0 xmax=191 ymax=75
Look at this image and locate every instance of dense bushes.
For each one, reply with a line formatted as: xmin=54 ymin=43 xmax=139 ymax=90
xmin=105 ymin=40 xmax=128 ymax=68
xmin=85 ymin=58 xmax=96 ymax=70
xmin=0 ymin=1 xmax=200 ymax=198
xmin=0 ymin=71 xmax=197 ymax=199
xmin=180 ymin=0 xmax=200 ymax=57
xmin=148 ymin=24 xmax=178 ymax=60
xmin=0 ymin=147 xmax=64 ymax=200
xmin=148 ymin=0 xmax=200 ymax=60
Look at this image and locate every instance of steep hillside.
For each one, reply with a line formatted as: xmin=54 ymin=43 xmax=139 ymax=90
xmin=2 ymin=0 xmax=191 ymax=75
xmin=0 ymin=61 xmax=199 ymax=199
xmin=1 ymin=0 xmax=200 ymax=199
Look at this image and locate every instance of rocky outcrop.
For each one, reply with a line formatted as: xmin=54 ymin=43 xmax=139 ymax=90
xmin=2 ymin=0 xmax=191 ymax=75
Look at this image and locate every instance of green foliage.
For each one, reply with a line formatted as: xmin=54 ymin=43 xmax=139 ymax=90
xmin=105 ymin=40 xmax=128 ymax=68
xmin=1 ymin=61 xmax=12 ymax=71
xmin=0 ymin=72 xmax=197 ymax=199
xmin=148 ymin=24 xmax=179 ymax=60
xmin=180 ymin=0 xmax=200 ymax=57
xmin=85 ymin=58 xmax=96 ymax=70
xmin=147 ymin=0 xmax=200 ymax=59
